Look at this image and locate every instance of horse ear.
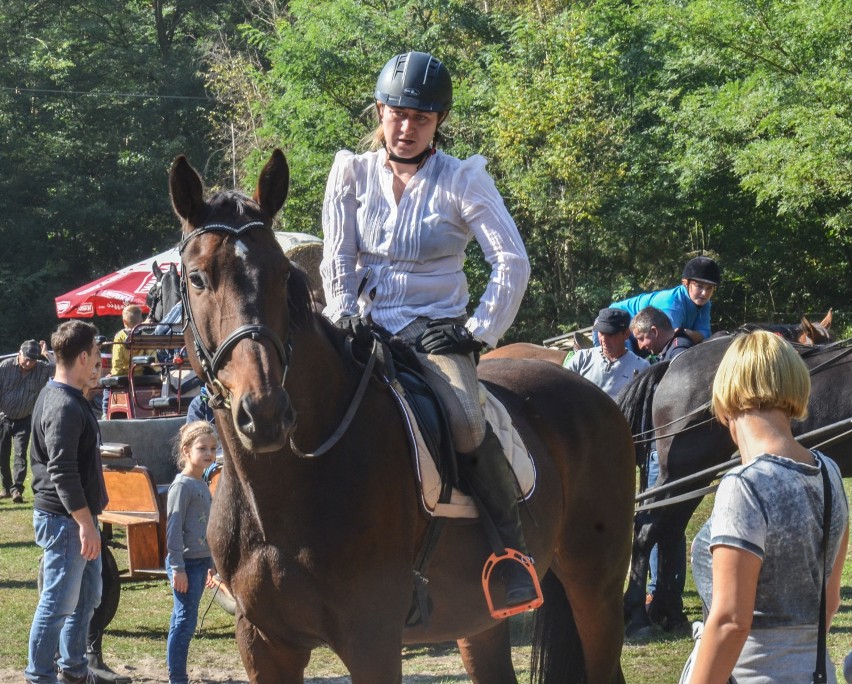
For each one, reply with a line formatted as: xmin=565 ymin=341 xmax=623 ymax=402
xmin=151 ymin=261 xmax=161 ymax=280
xmin=169 ymin=263 xmax=178 ymax=276
xmin=821 ymin=308 xmax=833 ymax=329
xmin=800 ymin=315 xmax=816 ymax=339
xmin=169 ymin=155 xmax=205 ymax=226
xmin=254 ymin=149 xmax=289 ymax=219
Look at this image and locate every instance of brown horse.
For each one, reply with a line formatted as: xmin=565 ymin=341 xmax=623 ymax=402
xmin=733 ymin=310 xmax=833 ymax=345
xmin=169 ymin=149 xmax=635 ymax=684
xmin=485 ymin=342 xmax=569 ymax=365
xmin=486 ymin=310 xmax=834 ymax=368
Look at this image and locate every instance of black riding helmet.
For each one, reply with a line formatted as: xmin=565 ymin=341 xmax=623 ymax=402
xmin=682 ymin=256 xmax=721 ymax=285
xmin=375 ymin=51 xmax=452 ymax=113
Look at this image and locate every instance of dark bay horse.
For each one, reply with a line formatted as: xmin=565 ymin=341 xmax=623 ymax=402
xmin=145 ymin=260 xmax=180 ymax=321
xmin=619 ymin=334 xmax=852 ymax=635
xmin=169 ymin=149 xmax=635 ymax=684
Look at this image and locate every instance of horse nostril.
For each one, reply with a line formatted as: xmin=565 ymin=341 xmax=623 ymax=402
xmin=236 ymin=396 xmax=257 ymax=437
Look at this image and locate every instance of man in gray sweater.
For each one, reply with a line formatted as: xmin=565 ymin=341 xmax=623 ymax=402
xmin=25 ymin=320 xmax=106 ymax=684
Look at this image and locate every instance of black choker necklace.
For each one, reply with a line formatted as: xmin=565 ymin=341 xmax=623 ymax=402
xmin=385 ymin=145 xmax=435 ymax=166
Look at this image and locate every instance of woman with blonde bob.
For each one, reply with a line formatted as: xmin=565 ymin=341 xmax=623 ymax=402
xmin=683 ymin=331 xmax=849 ymax=683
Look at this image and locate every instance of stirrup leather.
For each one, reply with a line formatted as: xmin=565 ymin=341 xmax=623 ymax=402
xmin=481 ymin=549 xmax=543 ymax=619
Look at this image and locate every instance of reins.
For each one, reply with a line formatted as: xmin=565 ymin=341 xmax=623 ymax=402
xmin=288 ymin=338 xmax=379 ymax=459
xmin=635 ymin=421 xmax=852 ymax=512
xmin=631 ymin=337 xmax=852 ymax=445
xmin=179 ymin=220 xmax=291 ymax=410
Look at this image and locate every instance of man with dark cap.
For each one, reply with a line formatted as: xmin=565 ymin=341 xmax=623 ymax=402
xmin=564 ymin=308 xmax=649 ymax=399
xmin=0 ymin=339 xmax=54 ymax=503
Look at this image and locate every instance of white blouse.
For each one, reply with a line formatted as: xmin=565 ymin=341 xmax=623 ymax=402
xmin=321 ymin=148 xmax=530 ymax=348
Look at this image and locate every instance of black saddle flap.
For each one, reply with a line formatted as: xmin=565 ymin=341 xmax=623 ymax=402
xmin=395 ymin=368 xmax=457 ymax=500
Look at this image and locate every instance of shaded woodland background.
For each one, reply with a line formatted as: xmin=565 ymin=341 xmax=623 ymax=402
xmin=1 ymin=0 xmax=849 ymax=348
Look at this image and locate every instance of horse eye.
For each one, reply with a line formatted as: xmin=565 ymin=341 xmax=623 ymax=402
xmin=188 ymin=272 xmax=206 ymax=290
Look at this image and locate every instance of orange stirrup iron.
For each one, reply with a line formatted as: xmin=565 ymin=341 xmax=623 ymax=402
xmin=481 ymin=549 xmax=543 ymax=619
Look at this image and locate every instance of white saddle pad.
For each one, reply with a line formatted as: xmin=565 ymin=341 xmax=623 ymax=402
xmin=390 ymin=381 xmax=536 ymax=519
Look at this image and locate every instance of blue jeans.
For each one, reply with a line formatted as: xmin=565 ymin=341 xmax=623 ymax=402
xmin=26 ymin=510 xmax=102 ymax=684
xmin=647 ymin=450 xmax=686 ymax=596
xmin=166 ymin=555 xmax=211 ymax=684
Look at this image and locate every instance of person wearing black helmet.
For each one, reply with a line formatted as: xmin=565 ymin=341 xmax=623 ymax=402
xmin=608 ymin=255 xmax=721 ymax=347
xmin=321 ymin=51 xmax=537 ymax=609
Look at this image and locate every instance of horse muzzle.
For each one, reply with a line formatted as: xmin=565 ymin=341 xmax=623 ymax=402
xmin=232 ymin=386 xmax=294 ymax=453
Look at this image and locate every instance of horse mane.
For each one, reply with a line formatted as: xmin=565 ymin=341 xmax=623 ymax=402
xmin=286 ymin=261 xmax=316 ymax=328
xmin=733 ymin=317 xmax=834 ymax=346
xmin=616 ymin=360 xmax=671 ymax=473
xmin=206 ymin=189 xmax=262 ymax=218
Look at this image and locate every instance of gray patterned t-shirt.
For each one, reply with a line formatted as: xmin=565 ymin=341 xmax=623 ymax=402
xmin=692 ymin=451 xmax=848 ymax=628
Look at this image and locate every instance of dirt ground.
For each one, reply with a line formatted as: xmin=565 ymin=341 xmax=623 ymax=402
xmin=2 ymin=652 xmax=474 ymax=683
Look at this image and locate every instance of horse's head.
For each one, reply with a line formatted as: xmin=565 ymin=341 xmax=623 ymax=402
xmin=146 ymin=261 xmax=181 ymax=322
xmin=146 ymin=261 xmax=164 ymax=321
xmin=169 ymin=149 xmax=302 ymax=453
xmin=160 ymin=263 xmax=181 ymax=318
xmin=798 ymin=309 xmax=834 ymax=345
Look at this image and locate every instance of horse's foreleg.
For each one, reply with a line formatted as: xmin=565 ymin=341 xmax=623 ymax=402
xmin=646 ymin=505 xmax=692 ymax=632
xmin=336 ymin=630 xmax=404 ymax=684
xmin=457 ymin=621 xmax=517 ymax=684
xmin=623 ymin=511 xmax=656 ymax=638
xmin=235 ymin=614 xmax=310 ymax=684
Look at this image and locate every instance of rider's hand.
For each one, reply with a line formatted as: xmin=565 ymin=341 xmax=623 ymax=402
xmin=416 ymin=321 xmax=484 ymax=356
xmin=333 ymin=315 xmax=373 ymax=349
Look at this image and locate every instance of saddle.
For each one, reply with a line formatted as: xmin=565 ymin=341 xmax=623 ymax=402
xmin=362 ymin=333 xmax=539 ymax=626
xmin=366 ymin=333 xmax=536 ymax=518
xmin=391 ymin=379 xmax=536 ymax=518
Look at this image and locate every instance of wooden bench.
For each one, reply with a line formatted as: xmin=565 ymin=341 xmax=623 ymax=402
xmin=99 ymin=466 xmax=165 ymax=578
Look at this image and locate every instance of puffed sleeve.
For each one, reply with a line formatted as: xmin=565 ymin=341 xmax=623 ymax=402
xmin=321 ymin=150 xmax=362 ymax=322
xmin=453 ymin=156 xmax=530 ymax=348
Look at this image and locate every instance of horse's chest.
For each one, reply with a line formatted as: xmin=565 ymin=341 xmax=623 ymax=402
xmin=229 ymin=545 xmax=321 ymax=627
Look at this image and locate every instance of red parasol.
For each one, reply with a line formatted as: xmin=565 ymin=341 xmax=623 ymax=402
xmin=54 ymin=232 xmax=321 ymax=318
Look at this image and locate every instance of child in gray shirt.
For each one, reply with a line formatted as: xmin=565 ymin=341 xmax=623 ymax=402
xmin=165 ymin=421 xmax=217 ymax=684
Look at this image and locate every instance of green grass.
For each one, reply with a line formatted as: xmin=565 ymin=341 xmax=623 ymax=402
xmin=1 ymin=478 xmax=850 ymax=682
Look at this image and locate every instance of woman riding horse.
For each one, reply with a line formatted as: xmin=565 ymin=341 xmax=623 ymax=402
xmin=170 ymin=143 xmax=635 ymax=682
xmin=320 ymin=51 xmax=536 ymax=607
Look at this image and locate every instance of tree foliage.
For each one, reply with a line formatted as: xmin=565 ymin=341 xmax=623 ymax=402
xmin=0 ymin=0 xmax=848 ymax=350
xmin=0 ymin=0 xmax=245 ymax=347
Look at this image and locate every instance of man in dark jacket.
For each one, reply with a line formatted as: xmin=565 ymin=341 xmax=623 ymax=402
xmin=25 ymin=321 xmax=107 ymax=684
xmin=630 ymin=305 xmax=694 ymax=363
xmin=629 ymin=306 xmax=693 ymax=624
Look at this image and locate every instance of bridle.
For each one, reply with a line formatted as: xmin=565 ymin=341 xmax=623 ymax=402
xmin=179 ymin=221 xmax=291 ymax=410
